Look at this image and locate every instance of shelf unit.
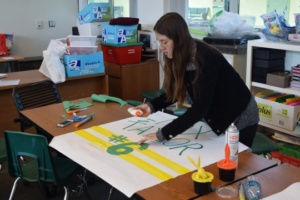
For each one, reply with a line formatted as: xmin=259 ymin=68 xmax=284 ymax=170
xmin=246 ymin=39 xmax=300 ymax=137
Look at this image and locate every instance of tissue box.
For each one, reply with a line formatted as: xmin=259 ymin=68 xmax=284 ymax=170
xmin=77 ymin=3 xmax=112 ymax=24
xmin=102 ymin=24 xmax=138 ymax=44
xmin=63 ymin=52 xmax=105 ymax=77
xmin=266 ymin=72 xmax=291 ymax=88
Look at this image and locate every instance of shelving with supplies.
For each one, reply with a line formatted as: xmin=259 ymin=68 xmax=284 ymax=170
xmin=246 ymin=39 xmax=300 ymax=138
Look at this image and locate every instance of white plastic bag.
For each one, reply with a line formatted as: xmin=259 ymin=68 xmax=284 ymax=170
xmin=210 ymin=11 xmax=255 ymax=37
xmin=39 ymin=40 xmax=67 ymax=83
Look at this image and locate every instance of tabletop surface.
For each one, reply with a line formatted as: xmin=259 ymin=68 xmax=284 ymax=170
xmin=136 ymin=151 xmax=277 ymax=200
xmin=0 ymin=55 xmax=24 ymax=62
xmin=196 ymin=163 xmax=300 ymax=200
xmin=20 ymin=98 xmax=278 ymax=200
xmin=21 ymin=97 xmax=132 ymax=137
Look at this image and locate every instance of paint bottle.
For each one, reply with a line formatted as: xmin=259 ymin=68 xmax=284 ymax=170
xmin=225 ymin=123 xmax=239 ymax=166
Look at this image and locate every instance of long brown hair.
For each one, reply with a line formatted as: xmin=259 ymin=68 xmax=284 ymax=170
xmin=154 ymin=12 xmax=196 ymax=104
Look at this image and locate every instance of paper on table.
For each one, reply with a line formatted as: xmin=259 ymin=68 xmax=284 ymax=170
xmin=1 ymin=56 xmax=14 ymax=60
xmin=0 ymin=79 xmax=20 ymax=86
xmin=49 ymin=111 xmax=249 ymax=197
xmin=262 ymin=182 xmax=300 ymax=200
xmin=0 ymin=73 xmax=7 ymax=78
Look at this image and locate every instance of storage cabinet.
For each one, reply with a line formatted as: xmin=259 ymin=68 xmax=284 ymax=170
xmin=105 ymin=60 xmax=159 ymax=102
xmin=246 ymin=39 xmax=300 ymax=137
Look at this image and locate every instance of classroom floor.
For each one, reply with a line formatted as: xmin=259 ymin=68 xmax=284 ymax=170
xmin=0 ymin=162 xmax=135 ymax=200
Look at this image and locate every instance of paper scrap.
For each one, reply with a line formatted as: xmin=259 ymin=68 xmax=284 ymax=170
xmin=0 ymin=73 xmax=7 ymax=78
xmin=0 ymin=79 xmax=20 ymax=86
xmin=262 ymin=182 xmax=300 ymax=200
xmin=1 ymin=57 xmax=14 ymax=60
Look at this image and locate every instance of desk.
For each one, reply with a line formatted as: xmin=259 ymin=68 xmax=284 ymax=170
xmin=196 ymin=163 xmax=300 ymax=200
xmin=21 ymin=99 xmax=277 ymax=198
xmin=20 ymin=97 xmax=131 ymax=137
xmin=0 ymin=55 xmax=24 ymax=72
xmin=0 ymin=70 xmax=108 ymax=137
xmin=136 ymin=151 xmax=277 ymax=200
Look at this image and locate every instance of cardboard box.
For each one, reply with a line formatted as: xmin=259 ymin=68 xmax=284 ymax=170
xmin=102 ymin=24 xmax=138 ymax=44
xmin=256 ymin=96 xmax=300 ymax=131
xmin=266 ymin=72 xmax=291 ymax=88
xmin=63 ymin=52 xmax=105 ymax=77
xmin=77 ymin=21 xmax=109 ymax=36
xmin=77 ymin=3 xmax=112 ymax=24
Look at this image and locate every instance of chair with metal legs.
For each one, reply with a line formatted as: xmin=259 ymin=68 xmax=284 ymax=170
xmin=4 ymin=130 xmax=90 ymax=200
xmin=0 ymin=137 xmax=7 ymax=174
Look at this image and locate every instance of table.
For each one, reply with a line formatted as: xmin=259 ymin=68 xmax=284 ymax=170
xmin=0 ymin=55 xmax=24 ymax=72
xmin=196 ymin=163 xmax=300 ymax=200
xmin=20 ymin=97 xmax=131 ymax=137
xmin=20 ymin=98 xmax=277 ymax=199
xmin=136 ymin=151 xmax=277 ymax=200
xmin=0 ymin=70 xmax=108 ymax=138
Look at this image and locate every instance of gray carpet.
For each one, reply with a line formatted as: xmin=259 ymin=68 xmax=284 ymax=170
xmin=0 ymin=162 xmax=139 ymax=200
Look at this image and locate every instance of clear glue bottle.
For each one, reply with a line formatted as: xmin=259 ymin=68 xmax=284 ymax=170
xmin=225 ymin=123 xmax=239 ymax=166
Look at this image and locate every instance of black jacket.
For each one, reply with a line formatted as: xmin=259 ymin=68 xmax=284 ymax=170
xmin=150 ymin=40 xmax=251 ymax=140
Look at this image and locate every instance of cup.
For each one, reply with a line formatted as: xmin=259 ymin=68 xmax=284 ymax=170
xmin=217 ymin=159 xmax=237 ymax=182
xmin=191 ymin=171 xmax=214 ymax=196
xmin=295 ymin=13 xmax=300 ymax=34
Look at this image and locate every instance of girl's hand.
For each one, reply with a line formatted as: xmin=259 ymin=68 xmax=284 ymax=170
xmin=135 ymin=103 xmax=152 ymax=117
xmin=138 ymin=133 xmax=157 ymax=144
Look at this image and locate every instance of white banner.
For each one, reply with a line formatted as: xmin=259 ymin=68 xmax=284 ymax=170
xmin=50 ymin=111 xmax=248 ymax=197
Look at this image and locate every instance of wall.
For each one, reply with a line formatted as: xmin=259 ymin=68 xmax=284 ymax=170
xmin=137 ymin=0 xmax=168 ymax=27
xmin=0 ymin=0 xmax=78 ymax=57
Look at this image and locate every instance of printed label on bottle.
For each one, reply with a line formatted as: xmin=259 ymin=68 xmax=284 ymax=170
xmin=226 ymin=131 xmax=239 ymax=163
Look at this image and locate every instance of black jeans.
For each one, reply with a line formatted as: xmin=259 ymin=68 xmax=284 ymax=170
xmin=239 ymin=123 xmax=258 ymax=148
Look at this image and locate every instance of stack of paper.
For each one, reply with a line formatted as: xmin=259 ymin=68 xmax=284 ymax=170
xmin=290 ymin=65 xmax=300 ymax=89
xmin=272 ymin=132 xmax=300 ymax=145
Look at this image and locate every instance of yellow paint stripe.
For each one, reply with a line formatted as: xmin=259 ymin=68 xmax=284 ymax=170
xmin=91 ymin=126 xmax=190 ymax=174
xmin=74 ymin=129 xmax=173 ymax=181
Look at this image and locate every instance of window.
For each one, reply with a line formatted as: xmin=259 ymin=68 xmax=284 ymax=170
xmin=239 ymin=0 xmax=298 ymax=27
xmin=186 ymin=0 xmax=298 ymax=37
xmin=187 ymin=0 xmax=229 ymax=37
xmin=87 ymin=0 xmax=130 ymax=17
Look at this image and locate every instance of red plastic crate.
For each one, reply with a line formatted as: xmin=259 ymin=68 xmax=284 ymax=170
xmin=101 ymin=43 xmax=142 ymax=65
xmin=271 ymin=151 xmax=283 ymax=160
xmin=271 ymin=151 xmax=300 ymax=167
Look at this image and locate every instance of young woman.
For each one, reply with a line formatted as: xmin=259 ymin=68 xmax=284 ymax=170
xmin=136 ymin=12 xmax=259 ymax=147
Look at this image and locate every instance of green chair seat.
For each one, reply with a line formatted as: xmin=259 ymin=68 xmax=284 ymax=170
xmin=0 ymin=138 xmax=7 ymax=173
xmin=141 ymin=88 xmax=165 ymax=103
xmin=173 ymin=108 xmax=187 ymax=116
xmin=126 ymin=100 xmax=143 ymax=106
xmin=251 ymin=132 xmax=278 ymax=155
xmin=4 ymin=130 xmax=86 ymax=199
